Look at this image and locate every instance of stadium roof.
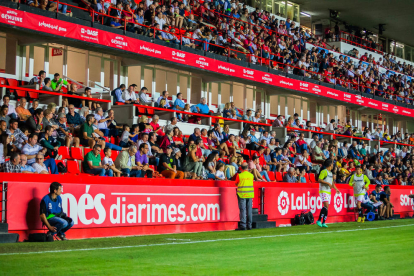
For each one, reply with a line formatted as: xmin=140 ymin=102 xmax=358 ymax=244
xmin=297 ymin=0 xmax=414 ymax=47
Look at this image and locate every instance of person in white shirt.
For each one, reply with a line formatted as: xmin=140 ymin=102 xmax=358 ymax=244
xmin=154 ymin=12 xmax=166 ymax=30
xmin=122 ymin=85 xmax=139 ymax=103
xmin=215 ymin=163 xmax=226 ymax=180
xmin=324 ymin=119 xmax=336 ymax=133
xmin=0 ymin=95 xmax=17 ymax=119
xmin=31 ymin=153 xmax=49 ymax=174
xmin=102 ymin=148 xmax=122 ymax=177
xmin=365 ymin=130 xmax=373 ymax=140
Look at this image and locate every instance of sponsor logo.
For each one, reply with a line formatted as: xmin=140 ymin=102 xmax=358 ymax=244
xmin=262 ymin=74 xmax=272 ymax=83
xmin=139 ymin=45 xmax=161 ymax=55
xmin=80 ymin=28 xmax=98 ymax=37
xmin=343 ymin=93 xmax=352 ymax=101
xmin=276 ymin=191 xmax=356 ymax=216
xmin=367 ymin=101 xmax=378 ymax=107
xmin=382 ymin=103 xmax=389 ymax=109
xmin=355 ymin=96 xmax=364 ymax=104
xmin=393 ymin=106 xmax=399 ymax=113
xmin=299 ymin=82 xmax=309 ymax=91
xmin=280 ymin=80 xmax=293 ymax=87
xmin=196 ymin=57 xmax=209 ymax=68
xmin=110 ymin=36 xmax=128 ymax=48
xmin=278 ymin=191 xmax=290 ymax=215
xmin=400 ymin=191 xmax=414 ymax=210
xmin=312 ymin=85 xmax=321 ymax=94
xmin=402 ymin=110 xmax=411 ymax=115
xmin=1 ymin=10 xmax=23 ymax=24
xmin=171 ymin=51 xmax=186 ymax=62
xmin=217 ymin=65 xmax=235 ymax=73
xmin=38 ymin=21 xmax=67 ymax=32
xmin=333 ymin=193 xmax=343 ymax=213
xmin=327 ymin=91 xmax=339 ymax=97
xmin=242 ymin=69 xmax=254 ymax=79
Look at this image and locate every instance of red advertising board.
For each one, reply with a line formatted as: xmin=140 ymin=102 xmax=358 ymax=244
xmin=1 ymin=5 xmax=414 ymax=118
xmin=7 ymin=182 xmax=239 ymax=231
xmin=264 ymin=186 xmax=414 ymax=220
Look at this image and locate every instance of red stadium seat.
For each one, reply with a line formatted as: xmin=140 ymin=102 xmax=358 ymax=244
xmin=84 ymin=148 xmax=92 ymax=157
xmin=71 ymin=147 xmax=84 ymax=160
xmin=268 ymin=171 xmax=275 ymax=181
xmin=67 ymin=160 xmax=81 ymax=174
xmin=58 ymin=146 xmax=71 ymax=160
xmin=6 ymin=79 xmax=18 ymax=93
xmin=275 ymin=172 xmax=283 ymax=182
xmin=27 ymin=90 xmax=39 ymax=99
xmin=15 ymin=89 xmax=27 ymax=98
xmin=111 ymin=150 xmax=120 ymax=161
xmin=304 ymin=173 xmax=310 ymax=183
xmin=309 ymin=173 xmax=317 ymax=183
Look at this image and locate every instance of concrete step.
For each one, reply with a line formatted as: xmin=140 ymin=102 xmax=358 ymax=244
xmin=252 ymin=221 xmax=276 ymax=229
xmin=392 ymin=214 xmax=401 ymax=219
xmin=252 ymin=208 xmax=259 ymax=215
xmin=0 ymin=233 xmax=19 ymax=244
xmin=0 ymin=223 xmax=8 ymax=233
xmin=252 ymin=214 xmax=268 ymax=222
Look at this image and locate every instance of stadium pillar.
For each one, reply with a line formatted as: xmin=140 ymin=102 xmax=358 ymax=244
xmin=176 ymin=74 xmax=180 ymax=95
xmin=229 ymin=83 xmax=233 ymax=102
xmin=16 ymin=45 xmax=26 ymax=82
xmin=277 ymin=95 xmax=280 ymax=115
xmin=85 ymin=51 xmax=89 ymax=87
xmin=100 ymin=57 xmax=104 ymax=89
xmin=28 ymin=45 xmax=34 ymax=79
xmin=187 ymin=76 xmax=191 ymax=104
xmin=243 ymin=85 xmax=247 ymax=112
xmin=265 ymin=93 xmax=270 ymax=119
xmin=151 ymin=68 xmax=156 ymax=97
xmin=5 ymin=37 xmax=17 ymax=76
xmin=252 ymin=89 xmax=256 ymax=111
xmin=218 ymin=83 xmax=222 ymax=107
xmin=44 ymin=46 xmax=49 ymax=78
xmin=284 ymin=96 xmax=288 ymax=118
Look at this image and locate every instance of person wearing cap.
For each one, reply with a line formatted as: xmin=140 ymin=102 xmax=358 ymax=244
xmin=158 ymin=145 xmax=184 ymax=179
xmin=235 ymin=163 xmax=254 ymax=230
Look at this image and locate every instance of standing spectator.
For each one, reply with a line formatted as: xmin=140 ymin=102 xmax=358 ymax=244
xmin=158 ymin=145 xmax=184 ymax=179
xmin=114 ymin=145 xmax=141 ymax=177
xmin=83 ymin=144 xmax=113 ymax=177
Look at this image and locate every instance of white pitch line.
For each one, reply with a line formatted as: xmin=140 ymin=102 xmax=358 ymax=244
xmin=1 ymin=224 xmax=413 ymax=256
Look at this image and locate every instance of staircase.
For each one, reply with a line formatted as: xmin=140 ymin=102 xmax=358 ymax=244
xmin=252 ymin=208 xmax=276 ymax=229
xmin=0 ymin=223 xmax=19 ymax=244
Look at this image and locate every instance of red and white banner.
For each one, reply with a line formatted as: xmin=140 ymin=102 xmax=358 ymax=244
xmin=264 ymin=186 xmax=414 ymax=220
xmin=1 ymin=5 xmax=414 ymax=118
xmin=7 ymin=182 xmax=239 ymax=230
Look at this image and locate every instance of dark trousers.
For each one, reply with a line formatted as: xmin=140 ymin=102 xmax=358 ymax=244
xmin=238 ymin=196 xmax=252 ymax=229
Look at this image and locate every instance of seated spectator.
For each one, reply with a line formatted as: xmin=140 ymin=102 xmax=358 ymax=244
xmin=20 ymin=153 xmax=36 ymax=173
xmin=15 ymin=98 xmax=31 ymax=122
xmin=138 ymin=87 xmax=152 ymax=105
xmin=0 ymin=95 xmax=17 ymax=120
xmin=194 ymin=97 xmax=211 ymax=115
xmin=43 ymin=78 xmax=61 ymax=92
xmin=172 ymin=127 xmax=185 ymax=149
xmin=114 ymin=145 xmax=142 ymax=177
xmin=66 ymin=83 xmax=82 ymax=108
xmin=83 ymin=144 xmax=113 ymax=177
xmin=102 ymin=148 xmax=122 ymax=177
xmin=39 ymin=182 xmax=74 ymax=240
xmin=31 ymin=153 xmax=50 ymax=174
xmin=247 ymin=156 xmax=269 ymax=182
xmin=28 ymin=99 xmax=39 ymax=116
xmin=246 ymin=129 xmax=259 ymax=151
xmin=80 ymin=114 xmax=106 ymax=149
xmin=215 ymin=162 xmax=226 ymax=180
xmin=26 ymin=108 xmax=44 ymax=134
xmin=135 ymin=143 xmax=154 ymax=178
xmin=113 ymin=84 xmax=127 ymax=104
xmin=150 ymin=115 xmax=165 ymax=136
xmin=22 ymin=133 xmax=58 ymax=174
xmin=94 ymin=107 xmax=118 ymax=138
xmin=0 ymin=105 xmax=11 ymax=127
xmin=56 ymin=113 xmax=80 ymax=148
xmin=139 ymin=132 xmax=160 ymax=166
xmin=283 ymin=167 xmax=298 ymax=183
xmin=158 ymin=145 xmax=184 ymax=179
xmin=122 ymin=85 xmax=140 ymax=104
xmin=183 ymin=144 xmax=203 ymax=179
xmin=29 ymin=70 xmax=46 ymax=86
xmin=39 ymin=125 xmax=61 ymax=159
xmin=159 ymin=129 xmax=174 ymax=152
xmin=6 ymin=119 xmax=28 ymax=151
xmin=0 ymin=133 xmax=11 ymax=164
xmin=50 ymin=73 xmax=69 ymax=91
xmin=0 ymin=151 xmax=21 ymax=172
xmin=295 ymin=133 xmax=309 ymax=154
xmin=204 ymin=152 xmax=219 ymax=180
xmin=66 ymin=105 xmax=82 ymax=128
xmin=164 ymin=117 xmax=178 ymax=134
xmin=0 ymin=120 xmax=6 ymax=135
xmin=380 ymin=186 xmax=394 ymax=219
xmin=82 ymin=87 xmax=101 ymax=111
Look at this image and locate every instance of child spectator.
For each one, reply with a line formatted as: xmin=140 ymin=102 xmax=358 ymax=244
xmin=102 ymin=148 xmax=122 ymax=177
xmin=215 ymin=162 xmax=226 ymax=180
xmin=119 ymin=124 xmax=135 ymax=147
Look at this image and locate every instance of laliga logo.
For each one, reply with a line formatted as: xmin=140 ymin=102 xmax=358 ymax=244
xmin=393 ymin=106 xmax=399 ymax=113
xmin=333 ymin=193 xmax=343 ymax=213
xmin=278 ymin=191 xmax=290 ymax=215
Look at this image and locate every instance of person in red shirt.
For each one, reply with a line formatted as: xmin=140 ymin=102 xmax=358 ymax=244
xmin=296 ymin=133 xmax=309 ymax=154
xmin=360 ymin=53 xmax=368 ymax=61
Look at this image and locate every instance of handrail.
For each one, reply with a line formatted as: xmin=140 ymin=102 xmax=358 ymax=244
xmin=89 ymin=80 xmax=110 ymax=92
xmin=286 ymin=126 xmax=371 ymax=141
xmin=0 ymin=84 xmax=111 ymax=103
xmin=340 ymin=31 xmax=383 ymax=54
xmin=62 ymin=75 xmax=85 ymax=89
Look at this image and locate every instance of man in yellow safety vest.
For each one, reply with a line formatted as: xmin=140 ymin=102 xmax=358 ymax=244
xmin=235 ymin=163 xmax=255 ymax=230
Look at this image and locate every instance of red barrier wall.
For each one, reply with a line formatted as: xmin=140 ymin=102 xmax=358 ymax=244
xmin=1 ymin=174 xmax=413 ymax=241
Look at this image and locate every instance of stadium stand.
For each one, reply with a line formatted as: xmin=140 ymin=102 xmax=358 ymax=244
xmin=0 ymin=0 xmax=413 ymax=242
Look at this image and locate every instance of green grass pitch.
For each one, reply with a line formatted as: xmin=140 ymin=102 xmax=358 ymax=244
xmin=0 ymin=219 xmax=413 ymax=275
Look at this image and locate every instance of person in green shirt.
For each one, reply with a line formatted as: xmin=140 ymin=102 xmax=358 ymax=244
xmin=359 ymin=143 xmax=367 ymax=157
xmin=83 ymin=144 xmax=113 ymax=176
xmin=50 ymin=73 xmax=69 ymax=91
xmin=80 ymin=114 xmax=106 ymax=148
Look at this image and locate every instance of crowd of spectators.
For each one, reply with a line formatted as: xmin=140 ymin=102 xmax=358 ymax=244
xmin=1 ymin=68 xmax=414 ymax=186
xmin=19 ymin=0 xmax=414 ymax=106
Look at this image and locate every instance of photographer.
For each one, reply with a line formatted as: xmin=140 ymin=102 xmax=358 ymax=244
xmin=39 ymin=182 xmax=74 ymax=240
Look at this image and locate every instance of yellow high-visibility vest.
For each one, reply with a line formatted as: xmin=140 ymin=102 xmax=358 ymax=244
xmin=237 ymin=171 xmax=254 ymax=198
